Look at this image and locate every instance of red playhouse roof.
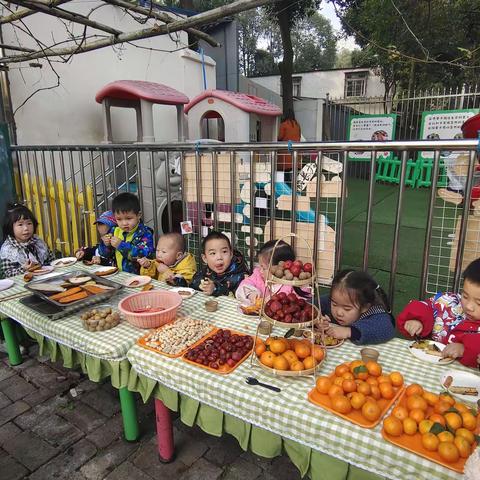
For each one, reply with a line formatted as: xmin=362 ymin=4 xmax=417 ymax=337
xmin=184 ymin=89 xmax=282 ymax=116
xmin=461 ymin=113 xmax=480 ymax=139
xmin=95 ymin=80 xmax=189 ymax=105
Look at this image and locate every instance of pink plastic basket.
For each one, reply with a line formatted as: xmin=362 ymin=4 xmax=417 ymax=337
xmin=118 ymin=290 xmax=182 ymax=329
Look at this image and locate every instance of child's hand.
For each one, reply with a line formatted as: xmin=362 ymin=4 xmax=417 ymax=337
xmin=404 ymin=319 xmax=423 ymax=337
xmin=156 ymin=262 xmax=170 ymax=274
xmin=23 ymin=260 xmax=35 ymax=271
xmin=200 ymin=278 xmax=215 ymax=295
xmin=326 ymin=324 xmax=351 ymax=339
xmin=247 ymin=292 xmax=259 ymax=304
xmin=442 ymin=342 xmax=464 ymax=359
xmin=317 ymin=315 xmax=331 ymax=330
xmin=137 ymin=257 xmax=151 ymax=269
xmin=101 ymin=234 xmax=112 ymax=246
xmin=75 ymin=249 xmax=85 ymax=260
xmin=165 ymin=275 xmax=175 ymax=285
xmin=110 ymin=236 xmax=121 ymax=248
xmin=92 ymin=256 xmax=101 ymax=265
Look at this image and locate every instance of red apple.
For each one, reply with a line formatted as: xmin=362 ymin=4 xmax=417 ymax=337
xmin=284 ymin=260 xmax=293 ymax=269
xmin=290 ymin=265 xmax=301 ymax=277
xmin=293 ymin=260 xmax=303 ymax=269
xmin=303 ymin=263 xmax=312 ymax=273
xmin=270 ymin=300 xmax=282 ymax=313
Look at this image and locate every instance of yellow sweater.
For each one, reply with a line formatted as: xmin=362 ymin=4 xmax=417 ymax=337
xmin=140 ymin=253 xmax=197 ymax=284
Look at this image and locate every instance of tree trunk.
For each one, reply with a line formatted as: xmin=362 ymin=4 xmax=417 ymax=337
xmin=277 ymin=6 xmax=293 ymax=115
xmin=180 ymin=0 xmax=198 ymax=50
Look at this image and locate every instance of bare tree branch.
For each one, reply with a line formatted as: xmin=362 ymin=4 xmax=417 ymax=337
xmin=6 ymin=0 xmax=123 ymax=35
xmin=0 ymin=0 xmax=273 ymax=64
xmin=0 ymin=42 xmax=35 ymax=52
xmin=102 ymin=0 xmax=220 ymax=47
xmin=0 ymin=0 xmax=69 ymax=24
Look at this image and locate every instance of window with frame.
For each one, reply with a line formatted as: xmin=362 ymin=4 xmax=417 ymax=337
xmin=280 ymin=76 xmax=302 ymax=97
xmin=344 ymin=71 xmax=368 ymax=97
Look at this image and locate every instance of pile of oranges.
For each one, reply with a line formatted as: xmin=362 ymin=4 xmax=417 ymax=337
xmin=255 ymin=336 xmax=325 ymax=371
xmin=314 ymin=360 xmax=404 ymax=423
xmin=382 ymin=384 xmax=478 ymax=463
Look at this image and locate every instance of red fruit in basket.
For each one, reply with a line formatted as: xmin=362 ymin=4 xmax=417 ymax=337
xmin=293 ymin=260 xmax=303 ymax=268
xmin=227 ymin=358 xmax=236 ymax=367
xmin=270 ymin=300 xmax=282 ymax=313
xmin=265 ymin=308 xmax=273 ymax=317
xmin=277 ymin=292 xmax=287 ymax=300
xmin=276 ymin=310 xmax=285 ymax=319
xmin=284 ymin=260 xmax=293 ymax=269
xmin=303 ymin=263 xmax=312 ymax=273
xmin=210 ymin=362 xmax=219 ymax=369
xmin=287 ymin=293 xmax=298 ymax=303
xmin=280 ymin=297 xmax=289 ymax=305
xmin=284 ymin=314 xmax=293 ymax=323
xmin=231 ymin=351 xmax=243 ymax=361
xmin=290 ymin=266 xmax=301 ymax=277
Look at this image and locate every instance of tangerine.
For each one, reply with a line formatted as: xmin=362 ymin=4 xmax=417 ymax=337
xmin=422 ymin=432 xmax=439 ymax=452
xmin=335 ymin=363 xmax=350 ymax=377
xmin=409 ymin=409 xmax=426 ymax=423
xmin=422 ymin=391 xmax=439 ymax=407
xmin=419 ymin=419 xmax=434 ymax=435
xmin=406 ymin=384 xmax=424 ymax=397
xmin=349 ymin=360 xmax=365 ymax=372
xmin=255 ymin=342 xmax=266 ymax=356
xmin=290 ymin=360 xmax=305 ymax=371
xmin=438 ymin=442 xmax=459 ymax=463
xmin=365 ymin=361 xmax=382 ymax=377
xmin=377 ymin=375 xmax=392 ymax=385
xmin=265 ymin=337 xmax=274 ymax=346
xmin=370 ymin=385 xmax=381 ymax=400
xmin=316 ymin=376 xmax=333 ymax=394
xmin=438 ymin=393 xmax=455 ymax=406
xmin=303 ymin=356 xmax=317 ymax=370
xmin=456 ymin=428 xmax=475 ymax=445
xmin=341 ymin=371 xmax=354 ymax=380
xmin=348 ymin=392 xmax=366 ymax=410
xmin=428 ymin=414 xmax=446 ymax=427
xmin=342 ymin=379 xmax=357 ymax=393
xmin=454 ymin=436 xmax=471 ymax=459
xmin=272 ymin=355 xmax=289 ymax=371
xmin=259 ymin=351 xmax=276 ymax=368
xmin=454 ymin=403 xmax=469 ymax=413
xmin=270 ymin=339 xmax=288 ymax=355
xmin=434 ymin=400 xmax=452 ymax=415
xmin=383 ymin=416 xmax=403 ymax=436
xmin=357 ymin=382 xmax=372 ymax=396
xmin=311 ymin=345 xmax=325 ymax=362
xmin=366 ymin=377 xmax=379 ymax=386
xmin=444 ymin=412 xmax=462 ymax=430
xmin=461 ymin=412 xmax=477 ymax=431
xmin=328 ymin=385 xmax=344 ymax=398
xmin=362 ymin=401 xmax=381 ymax=422
xmin=334 ymin=376 xmax=345 ymax=387
xmin=294 ymin=343 xmax=311 ymax=359
xmin=389 ymin=371 xmax=404 ymax=387
xmin=331 ymin=395 xmax=352 ymax=414
xmin=407 ymin=395 xmax=428 ymax=412
xmin=379 ymin=383 xmax=395 ymax=400
xmin=438 ymin=431 xmax=455 ymax=443
xmin=282 ymin=350 xmax=298 ymax=365
xmin=403 ymin=418 xmax=418 ymax=435
xmin=391 ymin=406 xmax=409 ymax=421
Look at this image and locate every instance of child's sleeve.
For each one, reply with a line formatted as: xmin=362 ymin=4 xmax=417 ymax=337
xmin=190 ymin=270 xmax=204 ymax=290
xmin=213 ymin=271 xmax=245 ymax=297
xmin=171 ymin=256 xmax=197 ymax=285
xmin=140 ymin=261 xmax=158 ymax=279
xmin=0 ymin=257 xmax=24 ymax=277
xmin=319 ymin=295 xmax=332 ymax=317
xmin=350 ymin=313 xmax=396 ymax=345
xmin=397 ymin=299 xmax=435 ymax=338
xmin=97 ymin=241 xmax=115 ymax=261
xmin=458 ymin=334 xmax=480 ymax=368
xmin=235 ymin=268 xmax=263 ymax=303
xmin=45 ymin=246 xmax=56 ymax=265
xmin=116 ymin=226 xmax=155 ymax=260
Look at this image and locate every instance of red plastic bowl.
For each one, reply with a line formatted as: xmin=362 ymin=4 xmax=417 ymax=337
xmin=461 ymin=113 xmax=480 ymax=139
xmin=118 ymin=290 xmax=182 ymax=329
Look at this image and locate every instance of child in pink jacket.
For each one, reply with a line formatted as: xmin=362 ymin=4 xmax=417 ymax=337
xmin=236 ymin=240 xmax=301 ymax=304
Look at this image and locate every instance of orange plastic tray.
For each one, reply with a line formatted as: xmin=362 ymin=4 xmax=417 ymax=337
xmin=382 ymin=388 xmax=478 ymax=473
xmin=307 ymin=372 xmax=405 ymax=428
xmin=137 ymin=325 xmax=215 ymax=359
xmin=182 ymin=329 xmax=252 ymax=374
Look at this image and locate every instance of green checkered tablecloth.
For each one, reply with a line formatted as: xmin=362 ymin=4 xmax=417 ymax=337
xmin=127 ymin=292 xmax=476 ymax=480
xmin=0 ymin=266 xmax=176 ymax=387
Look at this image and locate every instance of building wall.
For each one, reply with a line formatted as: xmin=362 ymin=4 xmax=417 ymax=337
xmin=250 ymin=68 xmax=385 ymax=99
xmin=3 ymin=3 xmax=216 ymax=145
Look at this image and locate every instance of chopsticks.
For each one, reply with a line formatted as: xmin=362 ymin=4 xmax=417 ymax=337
xmin=0 ymin=290 xmax=30 ymax=303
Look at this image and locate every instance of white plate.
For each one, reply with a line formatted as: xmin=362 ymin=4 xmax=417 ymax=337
xmin=124 ymin=275 xmax=152 ymax=288
xmin=440 ymin=369 xmax=480 ymax=404
xmin=93 ymin=266 xmax=118 ymax=276
xmin=31 ymin=266 xmax=54 ymax=276
xmin=170 ymin=287 xmax=196 ymax=299
xmin=408 ymin=340 xmax=455 ymax=365
xmin=51 ymin=257 xmax=77 ymax=268
xmin=0 ymin=279 xmax=14 ymax=291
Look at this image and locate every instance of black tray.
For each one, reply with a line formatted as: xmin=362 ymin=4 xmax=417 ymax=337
xmin=24 ymin=269 xmax=123 ymax=308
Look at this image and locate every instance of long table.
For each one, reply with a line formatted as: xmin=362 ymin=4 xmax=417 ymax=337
xmin=126 ymin=290 xmax=476 ymax=480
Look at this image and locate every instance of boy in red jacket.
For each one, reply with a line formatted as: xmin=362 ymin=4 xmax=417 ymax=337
xmin=397 ymin=259 xmax=480 ymax=368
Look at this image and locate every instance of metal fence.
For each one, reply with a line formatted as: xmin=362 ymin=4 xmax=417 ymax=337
xmin=10 ymin=139 xmax=479 ymax=311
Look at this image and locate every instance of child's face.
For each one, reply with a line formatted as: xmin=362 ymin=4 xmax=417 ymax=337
xmin=156 ymin=237 xmax=182 ymax=267
xmin=460 ymin=279 xmax=480 ymax=321
xmin=330 ymin=288 xmax=369 ymax=326
xmin=96 ymin=223 xmax=110 ymax=236
xmin=201 ymin=238 xmax=233 ymax=274
xmin=13 ymin=216 xmax=34 ymax=243
xmin=258 ymin=253 xmax=270 ymax=281
xmin=114 ymin=210 xmax=141 ymax=233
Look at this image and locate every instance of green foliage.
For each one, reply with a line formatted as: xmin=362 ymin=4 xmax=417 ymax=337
xmin=335 ymin=48 xmax=357 ymax=68
xmin=335 ymin=0 xmax=480 ymax=92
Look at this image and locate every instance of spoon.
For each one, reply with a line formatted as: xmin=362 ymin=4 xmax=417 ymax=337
xmin=245 ymin=377 xmax=281 ymax=392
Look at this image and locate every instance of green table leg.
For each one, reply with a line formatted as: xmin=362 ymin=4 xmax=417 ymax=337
xmin=118 ymin=387 xmax=139 ymax=441
xmin=1 ymin=317 xmax=23 ymax=366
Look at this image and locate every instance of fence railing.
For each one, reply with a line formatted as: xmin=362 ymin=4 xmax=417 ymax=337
xmin=11 ymin=139 xmax=479 ymax=312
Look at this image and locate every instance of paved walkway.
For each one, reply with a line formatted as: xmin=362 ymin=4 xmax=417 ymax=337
xmin=0 ymin=345 xmax=302 ymax=480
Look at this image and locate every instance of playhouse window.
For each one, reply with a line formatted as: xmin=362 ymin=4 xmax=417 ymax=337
xmin=345 ymin=71 xmax=368 ymax=97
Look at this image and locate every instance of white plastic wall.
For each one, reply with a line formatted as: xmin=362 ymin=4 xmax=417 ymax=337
xmin=3 ymin=3 xmax=216 ymax=145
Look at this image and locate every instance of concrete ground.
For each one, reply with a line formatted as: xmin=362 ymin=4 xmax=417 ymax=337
xmin=0 ymin=345 xmax=302 ymax=480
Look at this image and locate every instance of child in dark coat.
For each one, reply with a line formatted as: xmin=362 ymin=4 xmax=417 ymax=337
xmin=191 ymin=231 xmax=248 ymax=297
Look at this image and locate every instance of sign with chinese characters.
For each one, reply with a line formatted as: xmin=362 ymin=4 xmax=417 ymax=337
xmin=419 ymin=109 xmax=479 ymax=160
xmin=347 ymin=114 xmax=397 ymax=161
